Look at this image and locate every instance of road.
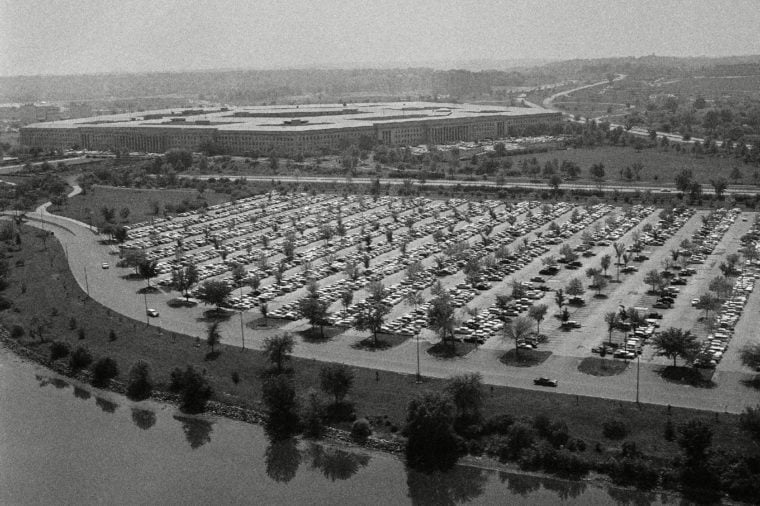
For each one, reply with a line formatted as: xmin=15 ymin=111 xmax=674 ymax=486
xmin=8 ymin=199 xmax=759 ymax=415
xmin=182 ymin=173 xmax=758 ymax=197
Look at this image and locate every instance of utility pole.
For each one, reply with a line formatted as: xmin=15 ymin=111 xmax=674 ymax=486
xmin=144 ymin=292 xmax=149 ymax=326
xmin=415 ymin=330 xmax=421 ymax=383
xmin=636 ymin=353 xmax=641 ymax=406
xmin=83 ymin=265 xmax=90 ymax=299
xmin=240 ymin=311 xmax=245 ymax=350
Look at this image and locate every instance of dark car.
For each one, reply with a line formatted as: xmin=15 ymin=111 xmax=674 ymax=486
xmin=534 ymin=377 xmax=558 ymax=387
xmin=530 ymin=276 xmax=546 ymax=283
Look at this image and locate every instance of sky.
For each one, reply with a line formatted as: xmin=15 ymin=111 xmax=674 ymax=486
xmin=2 ymin=0 xmax=760 ymax=76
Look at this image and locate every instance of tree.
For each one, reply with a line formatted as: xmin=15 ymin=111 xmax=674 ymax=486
xmin=652 ymin=328 xmax=700 ymax=367
xmin=678 ymin=419 xmax=713 ymax=463
xmin=600 ymin=254 xmax=611 ymax=277
xmin=175 ymin=366 xmax=213 ymax=413
xmin=263 ymin=333 xmax=295 ymax=374
xmin=126 ymin=360 xmax=153 ymax=400
xmin=674 ymin=169 xmax=693 ymax=195
xmin=197 ymin=279 xmax=232 ymax=311
xmin=299 ymin=283 xmax=329 ymax=338
xmin=427 ymin=292 xmax=456 ymax=348
xmin=319 ymin=363 xmax=355 ymax=406
xmin=566 ymin=277 xmax=585 ymax=298
xmin=613 ymin=242 xmax=626 ymax=281
xmin=262 ymin=375 xmax=300 ymax=439
xmin=113 ymin=226 xmax=129 ymax=243
xmin=739 ymin=405 xmax=760 ymax=442
xmin=260 ymin=303 xmax=269 ymax=325
xmin=354 ymin=299 xmax=390 ymax=346
xmin=711 ymin=177 xmax=728 ymax=199
xmin=340 ymin=289 xmax=353 ymax=312
xmin=589 ymin=163 xmax=605 ymax=189
xmin=123 ymin=249 xmax=146 ymax=275
xmin=554 ymin=288 xmax=564 ymax=309
xmin=206 ymin=321 xmax=221 ymax=353
xmin=548 ymin=174 xmax=562 ymax=196
xmin=501 ymin=316 xmax=534 ymax=359
xmin=49 ymin=341 xmax=71 ymax=361
xmin=403 ymin=391 xmax=460 ymax=471
xmin=463 ymin=257 xmax=481 ymax=286
xmin=91 ymin=357 xmax=119 ymax=387
xmin=137 ymin=259 xmax=158 ymax=287
xmin=119 ymin=207 xmax=131 ymax=222
xmin=604 ymin=311 xmax=619 ymax=344
xmin=69 ymin=346 xmax=93 ymax=370
xmin=405 ymin=290 xmax=424 ymax=311
xmin=527 ymin=304 xmax=548 ymax=335
xmin=444 ymin=373 xmax=484 ymax=428
xmin=172 ymin=264 xmax=199 ymax=300
xmin=695 ymin=292 xmax=720 ymax=321
xmin=644 ymin=269 xmax=662 ymax=293
xmin=740 ymin=343 xmax=760 ymax=371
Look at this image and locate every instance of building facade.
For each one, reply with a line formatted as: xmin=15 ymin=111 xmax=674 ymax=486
xmin=20 ymin=102 xmax=562 ymax=155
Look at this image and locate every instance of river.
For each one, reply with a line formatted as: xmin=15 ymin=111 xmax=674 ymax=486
xmin=0 ymin=347 xmax=670 ymax=505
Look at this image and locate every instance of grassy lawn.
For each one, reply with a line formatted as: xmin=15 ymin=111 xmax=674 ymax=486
xmin=1 ymin=227 xmax=756 ymax=465
xmin=503 ymin=145 xmax=759 ymax=187
xmin=500 ymin=349 xmax=552 ymax=367
xmin=578 ymin=356 xmax=629 ymax=376
xmin=50 ymin=186 xmax=231 ymax=226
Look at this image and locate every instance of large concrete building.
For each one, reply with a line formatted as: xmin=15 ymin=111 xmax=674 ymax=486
xmin=20 ymin=102 xmax=562 ymax=156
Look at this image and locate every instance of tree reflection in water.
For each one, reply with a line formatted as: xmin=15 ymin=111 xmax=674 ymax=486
xmin=606 ymin=486 xmax=658 ymax=506
xmin=307 ymin=443 xmax=371 ymax=481
xmin=73 ymin=386 xmax=91 ymax=401
xmin=36 ymin=374 xmax=69 ymax=389
xmin=174 ymin=415 xmax=213 ymax=449
xmin=406 ymin=465 xmax=488 ymax=506
xmin=131 ymin=408 xmax=157 ymax=431
xmin=541 ymin=476 xmax=587 ymax=501
xmin=499 ymin=471 xmax=541 ymax=497
xmin=265 ymin=438 xmax=301 ymax=483
xmin=94 ymin=396 xmax=118 ymax=414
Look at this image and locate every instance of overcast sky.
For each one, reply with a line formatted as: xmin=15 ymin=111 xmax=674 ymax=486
xmin=2 ymin=0 xmax=760 ymax=76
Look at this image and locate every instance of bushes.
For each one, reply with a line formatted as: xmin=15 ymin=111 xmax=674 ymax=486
xmin=91 ymin=357 xmax=119 ymax=386
xmin=10 ymin=324 xmax=24 ymax=338
xmin=69 ymin=346 xmax=93 ymax=370
xmin=301 ymin=390 xmax=325 ymax=439
xmin=126 ymin=360 xmax=152 ymax=401
xmin=482 ymin=414 xmax=514 ymax=435
xmin=602 ymin=418 xmax=629 ymax=440
xmin=607 ymin=455 xmax=661 ymax=490
xmin=262 ymin=375 xmax=300 ymax=439
xmin=519 ymin=440 xmax=592 ymax=478
xmin=351 ymin=418 xmax=372 ymax=442
xmin=169 ymin=366 xmax=212 ymax=413
xmin=49 ymin=341 xmax=70 ymax=361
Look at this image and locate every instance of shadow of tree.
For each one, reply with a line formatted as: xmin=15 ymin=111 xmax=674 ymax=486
xmin=174 ymin=415 xmax=213 ymax=449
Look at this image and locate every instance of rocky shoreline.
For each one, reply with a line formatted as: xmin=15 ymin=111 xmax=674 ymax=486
xmin=0 ymin=331 xmax=405 ymax=456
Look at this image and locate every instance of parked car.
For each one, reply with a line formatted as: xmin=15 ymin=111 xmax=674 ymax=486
xmin=534 ymin=377 xmax=558 ymax=387
xmin=146 ymin=308 xmax=159 ymax=317
xmin=101 ymin=262 xmax=110 ymax=269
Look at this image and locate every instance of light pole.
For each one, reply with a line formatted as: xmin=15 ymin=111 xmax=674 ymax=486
xmin=415 ymin=329 xmax=421 ymax=383
xmin=83 ymin=265 xmax=90 ymax=299
xmin=636 ymin=353 xmax=641 ymax=405
xmin=143 ymin=292 xmax=149 ymax=326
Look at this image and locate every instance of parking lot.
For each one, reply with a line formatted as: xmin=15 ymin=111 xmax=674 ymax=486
xmin=36 ymin=189 xmax=760 ymax=412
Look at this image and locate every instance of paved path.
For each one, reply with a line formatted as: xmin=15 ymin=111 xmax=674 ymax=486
xmin=13 ymin=203 xmax=760 ymax=414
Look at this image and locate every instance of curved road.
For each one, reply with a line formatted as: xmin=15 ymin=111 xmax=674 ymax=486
xmin=5 ymin=198 xmax=756 ymax=415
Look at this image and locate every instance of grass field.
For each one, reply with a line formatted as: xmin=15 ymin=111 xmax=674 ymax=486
xmin=50 ymin=186 xmax=231 ymax=226
xmin=504 ymin=145 xmax=760 ymax=187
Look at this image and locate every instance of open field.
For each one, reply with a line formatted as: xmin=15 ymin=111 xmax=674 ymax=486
xmin=51 ymin=186 xmax=231 ymax=226
xmin=1 ymin=227 xmax=756 ymax=466
xmin=505 ymin=145 xmax=760 ymax=187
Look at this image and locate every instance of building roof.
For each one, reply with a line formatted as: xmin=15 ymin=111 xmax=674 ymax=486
xmin=24 ymin=101 xmax=557 ymax=132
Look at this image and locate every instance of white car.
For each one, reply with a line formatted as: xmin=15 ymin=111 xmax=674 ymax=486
xmin=146 ymin=308 xmax=159 ymax=317
xmin=101 ymin=262 xmax=110 ymax=269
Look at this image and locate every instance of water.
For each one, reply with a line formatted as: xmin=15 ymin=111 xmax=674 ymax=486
xmin=0 ymin=348 xmax=669 ymax=505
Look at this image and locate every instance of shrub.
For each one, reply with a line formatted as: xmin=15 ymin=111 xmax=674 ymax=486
xmin=231 ymin=371 xmax=240 ymax=385
xmin=607 ymin=456 xmax=660 ymax=490
xmin=49 ymin=341 xmax=70 ymax=361
xmin=169 ymin=367 xmax=185 ymax=392
xmin=0 ymin=296 xmax=12 ymax=310
xmin=603 ymin=418 xmax=629 ymax=440
xmin=126 ymin=360 xmax=152 ymax=400
xmin=505 ymin=422 xmax=537 ymax=460
xmin=108 ymin=329 xmax=117 ymax=341
xmin=68 ymin=317 xmax=77 ymax=330
xmin=10 ymin=324 xmax=24 ymax=338
xmin=351 ymin=418 xmax=372 ymax=442
xmin=179 ymin=366 xmax=212 ymax=414
xmin=664 ymin=418 xmax=676 ymax=441
xmin=69 ymin=346 xmax=93 ymax=370
xmin=301 ymin=389 xmax=325 ymax=439
xmin=91 ymin=357 xmax=119 ymax=386
xmin=77 ymin=328 xmax=85 ymax=340
xmin=482 ymin=414 xmax=515 ymax=435
xmin=566 ymin=438 xmax=587 ymax=452
xmin=739 ymin=405 xmax=760 ymax=442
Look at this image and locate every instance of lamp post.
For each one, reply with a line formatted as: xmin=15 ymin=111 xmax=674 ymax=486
xmin=143 ymin=292 xmax=149 ymax=326
xmin=83 ymin=265 xmax=90 ymax=299
xmin=415 ymin=329 xmax=421 ymax=383
xmin=636 ymin=353 xmax=641 ymax=405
